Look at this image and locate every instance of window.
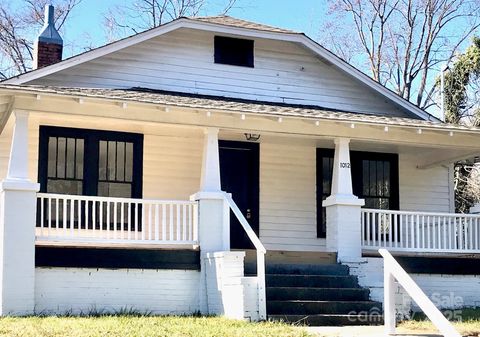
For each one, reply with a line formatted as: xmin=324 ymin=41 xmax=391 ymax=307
xmin=214 ymin=36 xmax=254 ymax=67
xmin=39 ymin=126 xmax=143 ymax=198
xmin=38 ymin=126 xmax=144 ymax=230
xmin=316 ymin=149 xmax=399 ymax=238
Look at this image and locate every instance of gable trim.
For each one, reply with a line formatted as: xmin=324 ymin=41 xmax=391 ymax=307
xmin=3 ymin=17 xmax=432 ymax=121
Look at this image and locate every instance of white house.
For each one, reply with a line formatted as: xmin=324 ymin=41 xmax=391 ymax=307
xmin=1 ymin=5 xmax=480 ymax=326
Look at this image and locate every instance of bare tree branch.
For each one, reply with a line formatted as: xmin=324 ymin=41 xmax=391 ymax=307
xmin=320 ymin=0 xmax=480 ymax=111
xmin=0 ymin=0 xmax=83 ymax=79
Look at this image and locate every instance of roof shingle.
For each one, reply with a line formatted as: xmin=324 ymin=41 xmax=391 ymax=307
xmin=191 ymin=15 xmax=297 ymax=34
xmin=0 ymin=84 xmax=473 ymax=133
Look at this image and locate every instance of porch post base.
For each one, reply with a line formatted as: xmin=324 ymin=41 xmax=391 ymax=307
xmin=0 ymin=179 xmax=39 ymax=316
xmin=323 ymin=195 xmax=364 ymax=263
xmin=201 ymin=251 xmax=247 ymax=319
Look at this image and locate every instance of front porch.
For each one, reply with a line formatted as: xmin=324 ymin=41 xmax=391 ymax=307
xmin=1 ymin=86 xmax=480 ymax=320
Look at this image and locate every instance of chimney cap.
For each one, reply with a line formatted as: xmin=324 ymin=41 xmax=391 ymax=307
xmin=38 ymin=5 xmax=63 ymax=44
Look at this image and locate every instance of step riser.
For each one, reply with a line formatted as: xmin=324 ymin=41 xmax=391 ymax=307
xmin=267 ymin=301 xmax=383 ymax=315
xmin=267 ymin=288 xmax=370 ymax=301
xmin=266 ymin=275 xmax=359 ymax=288
xmin=264 ymin=264 xmax=350 ymax=276
xmin=269 ymin=314 xmax=384 ymax=326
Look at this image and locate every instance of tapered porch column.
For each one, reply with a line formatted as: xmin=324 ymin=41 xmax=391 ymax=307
xmin=323 ymin=138 xmax=364 ymax=262
xmin=192 ymin=127 xmax=229 ymax=252
xmin=0 ymin=110 xmax=39 ymax=315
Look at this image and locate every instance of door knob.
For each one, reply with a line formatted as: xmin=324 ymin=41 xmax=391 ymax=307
xmin=246 ymin=209 xmax=252 ymax=219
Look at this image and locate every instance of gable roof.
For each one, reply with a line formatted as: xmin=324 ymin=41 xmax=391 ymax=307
xmin=2 ymin=15 xmax=436 ymax=121
xmin=192 ymin=15 xmax=297 ymax=34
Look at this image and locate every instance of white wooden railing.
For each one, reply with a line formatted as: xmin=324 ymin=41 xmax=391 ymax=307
xmin=36 ymin=193 xmax=198 ymax=245
xmin=380 ymin=249 xmax=460 ymax=337
xmin=362 ymin=208 xmax=480 ymax=253
xmin=223 ymin=193 xmax=267 ymax=321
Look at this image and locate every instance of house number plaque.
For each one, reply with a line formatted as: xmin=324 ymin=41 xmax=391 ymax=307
xmin=340 ymin=162 xmax=351 ymax=168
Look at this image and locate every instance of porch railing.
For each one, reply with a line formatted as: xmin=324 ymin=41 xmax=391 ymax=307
xmin=361 ymin=208 xmax=480 ymax=253
xmin=36 ymin=193 xmax=198 ymax=245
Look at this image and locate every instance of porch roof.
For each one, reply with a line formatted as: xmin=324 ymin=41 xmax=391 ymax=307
xmin=0 ymin=84 xmax=476 ymax=133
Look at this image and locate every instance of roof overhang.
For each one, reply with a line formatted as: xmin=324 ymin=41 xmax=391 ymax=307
xmin=2 ymin=17 xmax=434 ymax=121
xmin=0 ymin=85 xmax=479 ymax=169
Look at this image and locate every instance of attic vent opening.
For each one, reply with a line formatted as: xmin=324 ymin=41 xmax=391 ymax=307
xmin=214 ymin=36 xmax=254 ymax=68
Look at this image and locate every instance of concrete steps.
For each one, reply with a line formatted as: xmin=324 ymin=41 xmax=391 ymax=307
xmin=265 ymin=263 xmax=383 ymax=326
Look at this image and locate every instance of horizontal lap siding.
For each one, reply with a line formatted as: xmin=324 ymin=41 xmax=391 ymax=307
xmin=260 ymin=142 xmax=324 ymax=251
xmin=399 ymin=153 xmax=453 ymax=213
xmin=143 ymin=133 xmax=202 ymax=200
xmin=35 ymin=268 xmax=200 ymax=314
xmin=27 ymin=28 xmax=408 ymax=117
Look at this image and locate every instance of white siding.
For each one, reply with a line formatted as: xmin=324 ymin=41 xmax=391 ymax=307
xmin=35 ymin=268 xmax=200 ymax=314
xmin=143 ymin=133 xmax=202 ymax=200
xmin=27 ymin=28 xmax=410 ymax=117
xmin=399 ymin=153 xmax=453 ymax=213
xmin=260 ymin=141 xmax=324 ymax=251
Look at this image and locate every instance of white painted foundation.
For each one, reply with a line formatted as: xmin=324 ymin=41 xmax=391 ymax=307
xmin=348 ymin=257 xmax=480 ymax=320
xmin=35 ymin=268 xmax=201 ymax=315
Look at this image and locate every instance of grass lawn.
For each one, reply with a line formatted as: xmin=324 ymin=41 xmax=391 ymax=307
xmin=0 ymin=315 xmax=314 ymax=337
xmin=399 ymin=319 xmax=480 ymax=336
xmin=398 ymin=308 xmax=480 ymax=336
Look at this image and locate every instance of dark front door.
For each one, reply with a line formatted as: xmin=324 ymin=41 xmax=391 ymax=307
xmin=219 ymin=140 xmax=259 ymax=249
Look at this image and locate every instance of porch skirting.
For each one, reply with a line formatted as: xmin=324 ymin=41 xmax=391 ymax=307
xmin=346 ymin=258 xmax=480 ymax=320
xmin=34 ymin=267 xmax=201 ymax=315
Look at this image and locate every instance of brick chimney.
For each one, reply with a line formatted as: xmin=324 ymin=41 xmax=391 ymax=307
xmin=33 ymin=5 xmax=63 ymax=69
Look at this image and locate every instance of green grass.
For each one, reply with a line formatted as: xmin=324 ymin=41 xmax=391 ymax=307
xmin=398 ymin=308 xmax=480 ymax=336
xmin=0 ymin=315 xmax=314 ymax=337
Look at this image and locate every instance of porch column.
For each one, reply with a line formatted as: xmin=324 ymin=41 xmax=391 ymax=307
xmin=323 ymin=138 xmax=364 ymax=262
xmin=192 ymin=127 xmax=229 ymax=252
xmin=0 ymin=110 xmax=39 ymax=315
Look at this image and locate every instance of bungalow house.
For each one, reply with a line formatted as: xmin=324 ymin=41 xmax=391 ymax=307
xmin=1 ymin=5 xmax=480 ymax=326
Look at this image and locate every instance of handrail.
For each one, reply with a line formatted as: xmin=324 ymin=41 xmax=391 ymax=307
xmin=223 ymin=194 xmax=266 ymax=254
xmin=223 ymin=193 xmax=267 ymax=320
xmin=379 ymin=249 xmax=460 ymax=337
xmin=363 ymin=207 xmax=480 ymax=218
xmin=37 ymin=192 xmax=196 ymax=205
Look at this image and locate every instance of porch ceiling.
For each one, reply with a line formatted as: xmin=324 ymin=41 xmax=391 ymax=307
xmin=2 ymin=84 xmax=480 ymax=168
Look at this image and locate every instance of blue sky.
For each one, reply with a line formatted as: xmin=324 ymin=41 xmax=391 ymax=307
xmin=53 ymin=0 xmax=328 ymax=55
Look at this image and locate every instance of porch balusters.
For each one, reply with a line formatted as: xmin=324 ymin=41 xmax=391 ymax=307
xmin=36 ymin=193 xmax=198 ymax=246
xmin=361 ymin=208 xmax=480 ymax=253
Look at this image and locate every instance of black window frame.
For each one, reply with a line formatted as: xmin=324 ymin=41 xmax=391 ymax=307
xmin=214 ymin=36 xmax=254 ymax=68
xmin=316 ymin=148 xmax=399 ymax=238
xmin=38 ymin=126 xmax=144 ymax=199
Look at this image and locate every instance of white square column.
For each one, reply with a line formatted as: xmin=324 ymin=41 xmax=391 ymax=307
xmin=0 ymin=110 xmax=39 ymax=315
xmin=323 ymin=138 xmax=364 ymax=262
